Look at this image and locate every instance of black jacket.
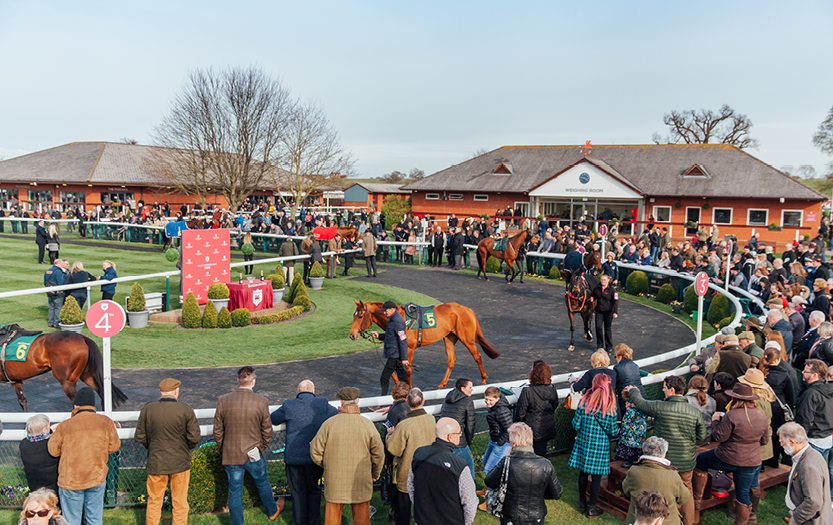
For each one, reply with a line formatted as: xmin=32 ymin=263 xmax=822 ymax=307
xmin=795 ymin=380 xmax=833 ymax=439
xmin=386 ymin=399 xmax=410 ymax=428
xmin=593 ymin=284 xmax=618 ymax=314
xmin=765 ymin=360 xmax=798 ymax=408
xmin=19 ymin=437 xmax=60 ymax=494
xmin=485 ymin=448 xmax=563 ymax=525
xmin=516 ymin=385 xmax=559 ymax=443
xmin=411 ymin=438 xmax=468 ymax=525
xmin=486 ymin=395 xmax=513 ymax=446
xmin=35 ymin=224 xmax=48 ymax=246
xmin=812 ymin=337 xmax=833 ymax=367
xmin=795 ymin=328 xmax=821 ymax=369
xmin=451 ymin=233 xmax=465 ymax=255
xmin=613 ymin=359 xmax=645 ymax=399
xmin=573 ymin=367 xmax=617 ymax=395
xmin=442 ymin=389 xmax=475 ymax=447
xmin=379 ymin=311 xmax=408 ymax=361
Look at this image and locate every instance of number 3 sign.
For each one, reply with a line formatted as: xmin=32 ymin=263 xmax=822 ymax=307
xmin=86 ymin=300 xmax=126 ymax=338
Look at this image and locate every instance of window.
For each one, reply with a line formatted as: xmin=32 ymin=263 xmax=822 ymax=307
xmin=27 ymin=190 xmax=52 ymax=211
xmin=425 ymin=193 xmax=440 ymax=200
xmin=782 ymin=210 xmax=803 ymax=227
xmin=747 ymin=209 xmax=768 ymax=226
xmin=448 ymin=194 xmax=463 ymax=201
xmin=100 ymin=192 xmax=134 ymax=205
xmin=712 ymin=207 xmax=732 ymax=225
xmin=542 ymin=202 xmax=558 ymax=216
xmin=653 ymin=206 xmax=671 ymax=222
xmin=0 ymin=189 xmax=18 ymax=210
xmin=473 ymin=194 xmax=489 ymax=201
xmin=493 ymin=162 xmax=513 ymax=175
xmin=59 ymin=191 xmax=85 ymax=204
xmin=685 ymin=207 xmax=700 ymax=234
xmin=682 ymin=164 xmax=710 ymax=178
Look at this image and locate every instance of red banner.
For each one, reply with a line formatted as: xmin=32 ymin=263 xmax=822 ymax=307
xmin=182 ymin=229 xmax=231 ymax=304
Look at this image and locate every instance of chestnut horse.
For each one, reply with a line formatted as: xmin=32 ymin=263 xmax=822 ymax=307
xmin=348 ymin=300 xmax=501 ymax=388
xmin=563 ymin=250 xmax=602 ymax=351
xmin=476 ymin=229 xmax=535 ymax=283
xmin=2 ymin=331 xmax=128 ymax=411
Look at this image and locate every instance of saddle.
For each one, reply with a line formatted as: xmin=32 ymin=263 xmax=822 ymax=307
xmin=0 ymin=324 xmax=42 ymax=383
xmin=404 ymin=303 xmax=436 ymax=348
xmin=492 ymin=238 xmax=508 ymax=252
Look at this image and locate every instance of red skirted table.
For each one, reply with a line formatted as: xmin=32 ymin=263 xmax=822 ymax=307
xmin=228 ymin=279 xmax=273 ymax=312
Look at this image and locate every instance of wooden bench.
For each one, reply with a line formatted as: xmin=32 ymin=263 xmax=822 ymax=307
xmin=597 ymin=444 xmax=790 ymax=520
xmin=125 ymin=292 xmax=166 ymax=313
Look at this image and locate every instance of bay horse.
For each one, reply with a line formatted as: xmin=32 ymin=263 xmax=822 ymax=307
xmin=563 ymin=250 xmax=602 ymax=351
xmin=476 ymin=229 xmax=534 ymax=283
xmin=2 ymin=331 xmax=128 ymax=411
xmin=349 ymin=300 xmax=501 ymax=389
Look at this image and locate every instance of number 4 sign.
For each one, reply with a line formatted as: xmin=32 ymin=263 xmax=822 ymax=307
xmin=85 ymin=300 xmax=125 ymax=414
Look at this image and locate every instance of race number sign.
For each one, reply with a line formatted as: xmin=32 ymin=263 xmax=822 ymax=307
xmin=599 ymin=223 xmax=608 ymax=236
xmin=695 ymin=272 xmax=709 ymax=297
xmin=181 ymin=229 xmax=231 ymax=303
xmin=86 ymin=300 xmax=125 ymax=338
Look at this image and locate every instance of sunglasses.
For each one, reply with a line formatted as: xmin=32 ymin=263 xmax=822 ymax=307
xmin=25 ymin=509 xmax=50 ymax=518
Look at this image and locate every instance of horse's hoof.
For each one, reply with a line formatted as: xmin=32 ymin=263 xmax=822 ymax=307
xmin=480 ymin=379 xmax=487 ymax=385
xmin=568 ymin=345 xmax=575 ymax=351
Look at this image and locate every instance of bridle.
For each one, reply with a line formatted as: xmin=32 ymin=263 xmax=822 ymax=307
xmin=566 ymin=276 xmax=590 ymax=313
xmin=354 ymin=305 xmax=376 ymax=341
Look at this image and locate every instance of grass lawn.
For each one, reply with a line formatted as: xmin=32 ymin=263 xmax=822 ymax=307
xmin=0 ymin=236 xmax=435 ymax=369
xmin=0 ymin=453 xmax=789 ymax=524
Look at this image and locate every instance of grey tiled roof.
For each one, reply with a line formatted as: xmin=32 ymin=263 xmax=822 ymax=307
xmin=346 ymin=182 xmax=410 ymax=194
xmin=403 ymin=144 xmax=825 ymax=200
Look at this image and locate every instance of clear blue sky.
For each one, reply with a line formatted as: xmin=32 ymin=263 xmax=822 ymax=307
xmin=1 ymin=0 xmax=832 ymax=178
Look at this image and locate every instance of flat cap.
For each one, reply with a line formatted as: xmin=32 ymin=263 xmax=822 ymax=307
xmin=336 ymin=386 xmax=361 ymax=401
xmin=715 ymin=334 xmax=727 ymax=344
xmin=159 ymin=378 xmax=181 ymax=391
xmin=766 ymin=298 xmax=783 ymax=307
xmin=723 ymin=334 xmax=739 ymax=345
xmin=737 ymin=331 xmax=755 ymax=341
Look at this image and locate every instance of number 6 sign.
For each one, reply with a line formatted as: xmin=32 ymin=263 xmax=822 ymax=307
xmin=86 ymin=300 xmax=126 ymax=338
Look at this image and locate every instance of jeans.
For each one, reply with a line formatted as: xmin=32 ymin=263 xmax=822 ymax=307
xmin=48 ymin=294 xmax=64 ymax=326
xmin=695 ymin=449 xmax=760 ymax=505
xmin=809 ymin=443 xmax=833 ymax=498
xmin=225 ymin=457 xmax=278 ymax=525
xmin=650 ymin=246 xmax=659 ymax=261
xmin=452 ymin=445 xmax=476 ymax=481
xmin=59 ymin=482 xmax=105 ymax=525
xmin=482 ymin=440 xmax=511 ymax=475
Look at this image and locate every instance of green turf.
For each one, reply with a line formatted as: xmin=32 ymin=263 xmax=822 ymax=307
xmin=0 ymin=236 xmax=435 ymax=369
xmin=0 ymin=453 xmax=789 ymax=524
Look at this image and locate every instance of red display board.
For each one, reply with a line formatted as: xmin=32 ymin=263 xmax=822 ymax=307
xmin=182 ymin=229 xmax=231 ymax=304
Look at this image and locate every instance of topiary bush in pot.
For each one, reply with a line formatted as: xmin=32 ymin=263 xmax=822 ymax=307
xmin=656 ymin=283 xmax=676 ymax=304
xmin=231 ymin=308 xmax=251 ymax=327
xmin=241 ymin=242 xmax=254 ymax=255
xmin=683 ymin=285 xmax=698 ymax=314
xmin=127 ymin=282 xmax=146 ymax=312
xmin=309 ymin=262 xmax=325 ymax=278
xmin=59 ymin=296 xmax=84 ymax=325
xmin=707 ymin=292 xmax=731 ymax=326
xmin=717 ymin=315 xmax=735 ymax=330
xmin=201 ymin=300 xmax=218 ymax=329
xmin=484 ymin=257 xmax=501 ymax=274
xmin=266 ymin=273 xmax=285 ymax=290
xmin=181 ymin=293 xmax=202 ymax=328
xmin=165 ymin=248 xmax=179 ymax=263
xmin=207 ymin=283 xmax=229 ymax=300
xmin=625 ymin=270 xmax=649 ymax=295
xmin=217 ymin=306 xmax=232 ymax=329
xmin=548 ymin=266 xmax=561 ymax=280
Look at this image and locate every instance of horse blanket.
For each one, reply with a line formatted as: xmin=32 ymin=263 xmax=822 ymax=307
xmin=313 ymin=225 xmax=338 ymax=240
xmin=0 ymin=324 xmax=42 ymax=362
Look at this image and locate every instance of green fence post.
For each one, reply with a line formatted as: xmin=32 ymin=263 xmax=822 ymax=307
xmin=166 ymin=276 xmax=170 ymax=312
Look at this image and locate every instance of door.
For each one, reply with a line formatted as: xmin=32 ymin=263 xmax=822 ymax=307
xmin=686 ymin=207 xmax=701 ymax=234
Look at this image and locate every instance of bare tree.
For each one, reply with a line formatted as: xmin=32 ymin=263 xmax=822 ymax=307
xmin=652 ymin=104 xmax=759 ymax=149
xmin=381 ymin=171 xmax=406 ymax=184
xmin=408 ymin=168 xmax=425 ymax=181
xmin=468 ymin=147 xmax=489 ymax=159
xmin=813 ymin=105 xmax=833 ymax=156
xmin=270 ymin=101 xmax=354 ymax=219
xmin=120 ymin=138 xmax=138 ymax=145
xmin=149 ymin=67 xmax=293 ymax=211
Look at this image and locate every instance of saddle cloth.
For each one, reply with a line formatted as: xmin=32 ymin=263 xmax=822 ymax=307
xmin=0 ymin=324 xmax=42 ymax=362
xmin=404 ymin=303 xmax=437 ymax=330
xmin=492 ymin=238 xmax=508 ymax=251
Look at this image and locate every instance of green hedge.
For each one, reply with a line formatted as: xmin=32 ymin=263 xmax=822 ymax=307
xmin=625 ymin=270 xmax=649 ymax=295
xmin=217 ymin=306 xmax=232 ymax=329
xmin=548 ymin=266 xmax=561 ymax=280
xmin=683 ymin=286 xmax=698 ymax=314
xmin=182 ymin=293 xmax=201 ymax=328
xmin=165 ymin=248 xmax=179 ymax=263
xmin=717 ymin=315 xmax=734 ymax=329
xmin=231 ymin=308 xmax=252 ymax=327
xmin=707 ymin=293 xmax=731 ymax=326
xmin=656 ymin=283 xmax=676 ymax=304
xmin=484 ymin=257 xmax=501 ymax=274
xmin=253 ymin=306 xmax=305 ymax=324
xmin=202 ymin=300 xmax=217 ymax=329
xmin=187 ymin=443 xmax=264 ymax=514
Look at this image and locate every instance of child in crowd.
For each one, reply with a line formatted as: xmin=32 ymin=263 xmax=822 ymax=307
xmin=482 ymin=386 xmax=513 ymax=475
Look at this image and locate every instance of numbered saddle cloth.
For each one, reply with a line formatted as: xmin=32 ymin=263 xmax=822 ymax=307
xmin=403 ymin=303 xmax=437 ymax=330
xmin=492 ymin=238 xmax=508 ymax=251
xmin=0 ymin=324 xmax=42 ymax=362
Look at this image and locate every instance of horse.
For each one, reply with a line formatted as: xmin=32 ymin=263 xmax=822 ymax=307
xmin=313 ymin=225 xmax=357 ymax=241
xmin=1 ymin=331 xmax=128 ymax=411
xmin=348 ymin=300 xmax=501 ymax=389
xmin=476 ymin=229 xmax=534 ymax=283
xmin=565 ymin=272 xmax=596 ymax=352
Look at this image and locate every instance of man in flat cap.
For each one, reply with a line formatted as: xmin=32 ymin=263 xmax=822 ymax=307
xmin=135 ymin=378 xmax=200 ymax=525
xmin=716 ymin=334 xmax=752 ymax=381
xmin=737 ymin=331 xmax=764 ymax=368
xmin=370 ymin=300 xmax=410 ymax=396
xmin=311 ymin=386 xmax=384 ymax=525
xmin=48 ymin=387 xmax=120 ymax=525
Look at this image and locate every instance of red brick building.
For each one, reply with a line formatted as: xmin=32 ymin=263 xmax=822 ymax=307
xmin=403 ymin=144 xmax=825 ymax=246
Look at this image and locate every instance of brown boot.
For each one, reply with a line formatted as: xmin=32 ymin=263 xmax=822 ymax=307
xmin=692 ymin=469 xmax=709 ymax=510
xmin=749 ymin=487 xmax=761 ymax=523
xmin=734 ymin=500 xmax=751 ymax=525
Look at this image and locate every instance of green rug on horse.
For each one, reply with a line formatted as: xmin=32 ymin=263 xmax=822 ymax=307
xmin=2 ymin=333 xmax=39 ymax=362
xmin=405 ymin=307 xmax=437 ymax=330
xmin=492 ymin=238 xmax=508 ymax=251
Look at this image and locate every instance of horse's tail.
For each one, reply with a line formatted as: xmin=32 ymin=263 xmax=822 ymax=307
xmin=474 ymin=319 xmax=501 ymax=359
xmin=83 ymin=336 xmax=128 ymax=409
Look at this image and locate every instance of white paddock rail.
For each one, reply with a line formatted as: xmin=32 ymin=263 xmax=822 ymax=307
xmin=0 ymin=254 xmax=752 ymax=441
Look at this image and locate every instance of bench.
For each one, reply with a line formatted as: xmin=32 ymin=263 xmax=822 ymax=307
xmin=125 ymin=292 xmax=166 ymax=313
xmin=597 ymin=443 xmax=790 ymax=520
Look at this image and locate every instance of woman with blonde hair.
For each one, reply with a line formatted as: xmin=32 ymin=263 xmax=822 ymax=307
xmin=68 ymin=262 xmax=96 ymax=309
xmin=46 ymin=223 xmax=60 ymax=264
xmin=684 ymin=375 xmax=715 ymax=445
xmin=18 ymin=487 xmax=68 ymax=525
xmin=569 ymin=373 xmax=618 ymax=517
xmin=570 ymin=348 xmax=617 ymax=394
xmin=99 ymin=260 xmax=117 ymax=301
xmin=789 ymin=261 xmax=806 ymax=286
xmin=242 ymin=232 xmax=254 ymax=274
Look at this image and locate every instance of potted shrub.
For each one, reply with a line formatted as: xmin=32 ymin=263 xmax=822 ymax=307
xmin=266 ymin=273 xmax=286 ymax=303
xmin=59 ymin=296 xmax=85 ymax=333
xmin=309 ymin=262 xmax=325 ymax=290
xmin=165 ymin=248 xmax=179 ymax=263
xmin=126 ymin=282 xmax=149 ymax=328
xmin=207 ymin=283 xmax=230 ymax=311
xmin=241 ymin=242 xmax=254 ymax=255
xmin=670 ymin=300 xmax=683 ymax=314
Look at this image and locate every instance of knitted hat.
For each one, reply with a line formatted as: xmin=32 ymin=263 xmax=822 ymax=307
xmin=382 ymin=301 xmax=397 ymax=311
xmin=74 ymin=387 xmax=96 ymax=407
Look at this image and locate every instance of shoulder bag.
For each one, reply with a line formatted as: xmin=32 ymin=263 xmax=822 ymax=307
xmin=776 ymin=395 xmax=795 ymax=422
xmin=565 ymin=385 xmax=582 ymax=410
xmin=485 ymin=455 xmax=510 ymax=518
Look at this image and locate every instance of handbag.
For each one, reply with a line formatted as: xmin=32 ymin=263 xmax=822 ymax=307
xmin=565 ymin=385 xmax=582 ymax=410
xmin=777 ymin=396 xmax=795 ymax=422
xmin=379 ymin=465 xmax=393 ymax=505
xmin=46 ymin=242 xmax=59 ymax=251
xmin=485 ymin=455 xmax=510 ymax=518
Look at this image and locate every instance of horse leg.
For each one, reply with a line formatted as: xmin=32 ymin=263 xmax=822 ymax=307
xmin=12 ymin=382 xmax=28 ymax=411
xmin=584 ymin=309 xmax=595 ymax=343
xmin=459 ymin=329 xmax=489 ymax=385
xmin=406 ymin=346 xmax=414 ymax=387
xmin=567 ymin=310 xmax=576 ymax=351
xmin=476 ymin=250 xmax=483 ymax=279
xmin=438 ymin=336 xmax=458 ymax=389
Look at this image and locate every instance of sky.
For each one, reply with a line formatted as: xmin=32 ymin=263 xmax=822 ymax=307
xmin=1 ymin=1 xmax=832 ymax=178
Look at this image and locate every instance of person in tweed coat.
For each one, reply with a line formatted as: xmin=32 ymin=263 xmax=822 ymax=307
xmin=569 ymin=373 xmax=619 ymax=518
xmin=311 ymin=386 xmax=384 ymax=525
xmin=213 ymin=367 xmax=283 ymax=525
xmin=622 ymin=437 xmax=690 ymax=525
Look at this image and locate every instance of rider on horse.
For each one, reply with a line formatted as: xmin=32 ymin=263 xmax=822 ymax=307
xmin=563 ymin=246 xmax=599 ymax=294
